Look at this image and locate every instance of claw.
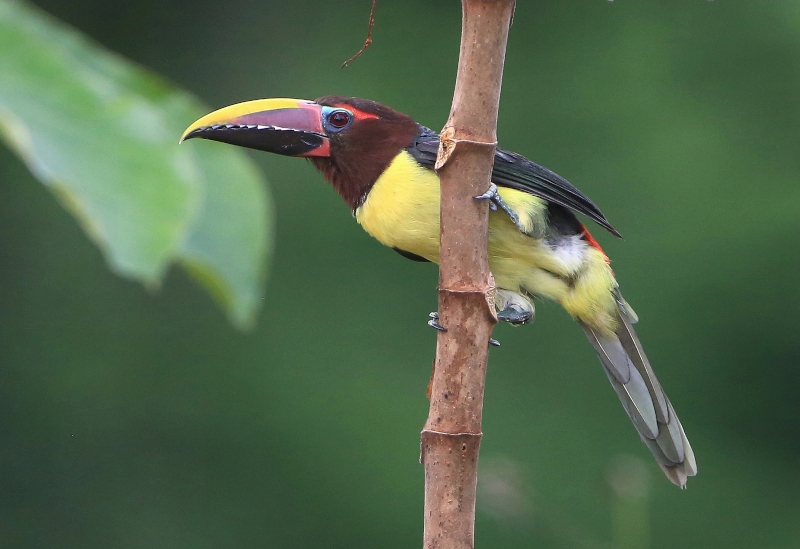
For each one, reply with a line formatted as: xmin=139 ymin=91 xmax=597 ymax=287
xmin=495 ymin=289 xmax=535 ymax=326
xmin=428 ymin=320 xmax=447 ymax=332
xmin=474 ymin=183 xmax=526 ymax=233
xmin=497 ymin=307 xmax=533 ymax=325
xmin=474 ymin=184 xmax=498 ymax=201
xmin=428 ymin=312 xmax=447 ymax=332
xmin=429 ymin=313 xmax=497 ymax=342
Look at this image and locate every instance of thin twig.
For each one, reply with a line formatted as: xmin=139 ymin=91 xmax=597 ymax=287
xmin=341 ymin=0 xmax=377 ymax=68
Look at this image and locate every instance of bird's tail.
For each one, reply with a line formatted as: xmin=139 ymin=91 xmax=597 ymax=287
xmin=580 ymin=291 xmax=697 ymax=487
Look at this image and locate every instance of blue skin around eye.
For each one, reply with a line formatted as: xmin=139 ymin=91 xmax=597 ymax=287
xmin=320 ymin=107 xmax=353 ymax=134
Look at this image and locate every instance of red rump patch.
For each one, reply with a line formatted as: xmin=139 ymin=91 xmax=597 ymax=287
xmin=581 ymin=224 xmax=610 ymax=263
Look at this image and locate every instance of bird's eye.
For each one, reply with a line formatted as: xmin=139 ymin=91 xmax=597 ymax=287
xmin=326 ymin=109 xmax=352 ymax=131
xmin=329 ymin=111 xmax=350 ymax=128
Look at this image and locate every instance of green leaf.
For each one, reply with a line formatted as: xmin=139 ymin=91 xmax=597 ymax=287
xmin=0 ymin=0 xmax=272 ymax=328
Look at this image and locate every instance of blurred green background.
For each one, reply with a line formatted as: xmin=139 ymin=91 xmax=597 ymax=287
xmin=1 ymin=1 xmax=798 ymax=548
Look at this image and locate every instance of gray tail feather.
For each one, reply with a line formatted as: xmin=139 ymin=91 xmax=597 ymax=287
xmin=580 ymin=290 xmax=697 ymax=488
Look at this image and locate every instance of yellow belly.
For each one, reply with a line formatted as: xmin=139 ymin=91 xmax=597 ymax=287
xmin=354 ymin=151 xmax=617 ymax=329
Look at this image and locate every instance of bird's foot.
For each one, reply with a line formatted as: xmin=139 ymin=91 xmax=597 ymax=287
xmin=474 ymin=183 xmax=500 ymax=209
xmin=497 ymin=307 xmax=533 ymax=325
xmin=430 ymin=312 xmax=501 ymax=347
xmin=495 ymin=289 xmax=535 ymax=325
xmin=428 ymin=312 xmax=447 ymax=332
xmin=475 ymin=183 xmax=526 ymax=233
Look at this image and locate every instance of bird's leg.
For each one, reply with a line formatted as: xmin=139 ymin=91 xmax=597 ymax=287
xmin=475 ymin=183 xmax=527 ymax=233
xmin=495 ymin=289 xmax=535 ymax=325
xmin=429 ymin=311 xmax=501 ymax=347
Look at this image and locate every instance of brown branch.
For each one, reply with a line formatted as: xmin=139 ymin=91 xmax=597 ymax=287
xmin=422 ymin=1 xmax=516 ymax=548
xmin=341 ymin=0 xmax=377 ymax=68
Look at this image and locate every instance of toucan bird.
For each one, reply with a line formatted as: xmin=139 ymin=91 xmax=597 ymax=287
xmin=182 ymin=96 xmax=697 ymax=487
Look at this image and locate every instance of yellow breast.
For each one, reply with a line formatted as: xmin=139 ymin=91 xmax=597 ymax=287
xmin=355 ymin=150 xmax=550 ymax=263
xmin=355 ymin=151 xmax=442 ymax=262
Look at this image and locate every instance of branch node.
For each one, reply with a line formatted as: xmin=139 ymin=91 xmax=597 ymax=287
xmin=437 ymin=288 xmax=491 ymax=296
xmin=420 ymin=430 xmax=483 ymax=464
xmin=421 ymin=429 xmax=483 ymax=437
xmin=435 ymin=126 xmax=498 ymax=171
xmin=438 ymin=281 xmax=498 ymax=322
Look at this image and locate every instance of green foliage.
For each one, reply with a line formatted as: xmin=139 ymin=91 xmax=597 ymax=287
xmin=0 ymin=0 xmax=272 ymax=328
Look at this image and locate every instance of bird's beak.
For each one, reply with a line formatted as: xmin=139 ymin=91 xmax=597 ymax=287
xmin=180 ymin=98 xmax=330 ymax=157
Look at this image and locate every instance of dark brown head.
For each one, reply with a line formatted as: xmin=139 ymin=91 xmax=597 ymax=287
xmin=311 ymin=96 xmax=419 ymax=208
xmin=181 ymin=96 xmax=420 ymax=209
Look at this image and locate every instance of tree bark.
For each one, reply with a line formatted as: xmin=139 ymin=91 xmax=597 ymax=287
xmin=422 ymin=1 xmax=515 ymax=548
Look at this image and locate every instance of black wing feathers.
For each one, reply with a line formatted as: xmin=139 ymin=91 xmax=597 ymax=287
xmin=407 ymin=126 xmax=620 ymax=238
